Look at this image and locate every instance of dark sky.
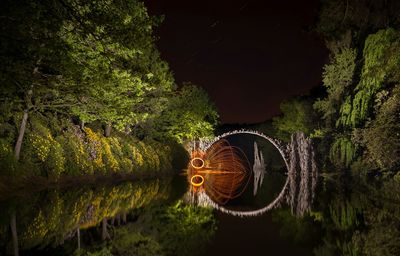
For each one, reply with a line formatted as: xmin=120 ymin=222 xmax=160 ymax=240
xmin=145 ymin=0 xmax=328 ymax=124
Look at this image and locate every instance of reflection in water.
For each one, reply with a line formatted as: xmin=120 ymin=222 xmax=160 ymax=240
xmin=273 ymin=177 xmax=400 ymax=256
xmin=0 ymin=178 xmax=216 ymax=256
xmin=253 ymin=141 xmax=266 ymax=196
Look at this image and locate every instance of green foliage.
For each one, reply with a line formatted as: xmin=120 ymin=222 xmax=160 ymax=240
xmin=0 ymin=0 xmax=217 ymax=180
xmin=272 ymin=209 xmax=321 ymax=246
xmin=273 ymin=98 xmax=315 ymax=141
xmin=134 ymin=200 xmax=217 ymax=256
xmin=149 ymin=84 xmax=219 ymax=143
xmin=339 ymin=29 xmax=400 ymax=128
xmin=329 ymin=136 xmax=357 ymax=168
xmin=311 ymin=28 xmax=400 ymax=171
xmin=85 ymin=247 xmax=113 ymax=256
xmin=316 ymin=177 xmax=400 ymax=256
xmin=335 ymin=238 xmax=360 ymax=256
xmin=314 ymin=43 xmax=357 ymax=127
xmin=0 ymin=0 xmax=76 ymax=116
xmin=353 ymin=84 xmax=400 ymax=171
xmin=355 ymin=186 xmax=400 ymax=256
xmin=323 ymin=47 xmax=356 ymax=97
xmin=61 ymin=0 xmax=175 ymax=130
xmin=111 ymin=230 xmax=164 ymax=256
xmin=69 ymin=200 xmax=217 ymax=256
xmin=329 ymin=200 xmax=360 ymax=231
xmin=353 ymin=225 xmax=400 ymax=256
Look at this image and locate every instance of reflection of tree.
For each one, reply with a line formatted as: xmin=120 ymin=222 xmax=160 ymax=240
xmin=0 ymin=179 xmax=171 ymax=254
xmin=96 ymin=200 xmax=216 ymax=256
xmin=314 ymin=178 xmax=400 ymax=256
xmin=272 ymin=208 xmax=322 ymax=247
xmin=10 ymin=211 xmax=19 ymax=256
xmin=271 ymin=177 xmax=400 ymax=256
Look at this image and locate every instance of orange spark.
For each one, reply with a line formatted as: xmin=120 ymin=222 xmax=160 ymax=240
xmin=188 ymin=139 xmax=252 ymax=205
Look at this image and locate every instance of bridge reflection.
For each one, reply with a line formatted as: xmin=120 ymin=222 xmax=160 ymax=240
xmin=186 ymin=130 xmax=318 ymax=218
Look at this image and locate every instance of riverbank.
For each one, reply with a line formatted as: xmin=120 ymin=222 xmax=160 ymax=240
xmin=0 ymin=169 xmax=182 ymax=201
xmin=0 ymin=116 xmax=190 ymax=198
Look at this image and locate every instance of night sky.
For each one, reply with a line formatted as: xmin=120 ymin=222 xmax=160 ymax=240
xmin=146 ymin=0 xmax=328 ymax=124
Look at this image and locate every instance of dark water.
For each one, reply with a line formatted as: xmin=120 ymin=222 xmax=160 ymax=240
xmin=207 ymin=211 xmax=312 ymax=256
xmin=1 ymin=172 xmax=399 ymax=256
xmin=0 ymin=173 xmax=311 ymax=256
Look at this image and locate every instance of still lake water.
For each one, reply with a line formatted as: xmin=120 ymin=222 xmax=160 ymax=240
xmin=0 ymin=173 xmax=314 ymax=256
xmin=1 ymin=171 xmax=399 ymax=256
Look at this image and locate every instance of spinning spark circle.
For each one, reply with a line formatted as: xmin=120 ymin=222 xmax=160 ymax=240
xmin=187 ymin=139 xmax=252 ymax=205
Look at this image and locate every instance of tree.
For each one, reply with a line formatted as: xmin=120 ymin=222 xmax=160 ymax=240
xmin=147 ymin=84 xmax=219 ymax=143
xmin=353 ymin=85 xmax=400 ymax=170
xmin=313 ymin=33 xmax=357 ymax=129
xmin=335 ymin=29 xmax=400 ymax=128
xmin=317 ymin=0 xmax=400 ymax=41
xmin=60 ymin=0 xmax=175 ymax=135
xmin=0 ymin=0 xmax=78 ymax=160
xmin=272 ymin=98 xmax=316 ymax=141
xmin=0 ymin=0 xmax=179 ymax=164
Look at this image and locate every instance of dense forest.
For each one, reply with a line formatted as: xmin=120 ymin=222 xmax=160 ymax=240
xmin=0 ymin=0 xmax=218 ymax=181
xmin=266 ymin=0 xmax=400 ymax=255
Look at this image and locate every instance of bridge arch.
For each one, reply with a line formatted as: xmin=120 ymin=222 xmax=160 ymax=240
xmin=197 ymin=129 xmax=291 ymax=217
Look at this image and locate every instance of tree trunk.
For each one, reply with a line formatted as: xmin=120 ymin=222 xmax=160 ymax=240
xmin=101 ymin=218 xmax=108 ymax=240
xmin=10 ymin=212 xmax=19 ymax=256
xmin=105 ymin=124 xmax=112 ymax=137
xmin=77 ymin=228 xmax=80 ymax=251
xmin=14 ymin=110 xmax=28 ymax=161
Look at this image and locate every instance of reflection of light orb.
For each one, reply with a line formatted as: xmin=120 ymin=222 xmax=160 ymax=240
xmin=190 ymin=157 xmax=204 ymax=169
xmin=191 ymin=174 xmax=205 ymax=187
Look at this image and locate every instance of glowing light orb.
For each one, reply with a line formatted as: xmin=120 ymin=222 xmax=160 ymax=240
xmin=191 ymin=174 xmax=205 ymax=187
xmin=190 ymin=157 xmax=205 ymax=169
xmin=187 ymin=139 xmax=251 ymax=205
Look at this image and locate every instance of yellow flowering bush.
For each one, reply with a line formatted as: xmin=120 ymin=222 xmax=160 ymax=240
xmin=62 ymin=128 xmax=94 ymax=175
xmin=22 ymin=210 xmax=48 ymax=247
xmin=29 ymin=133 xmax=51 ymax=162
xmin=0 ymin=138 xmax=16 ymax=174
xmin=47 ymin=136 xmax=66 ymax=178
xmin=28 ymin=131 xmax=65 ymax=179
xmin=3 ymin=115 xmax=176 ymax=178
xmin=101 ymin=137 xmax=119 ymax=172
xmin=84 ymin=127 xmax=105 ymax=172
